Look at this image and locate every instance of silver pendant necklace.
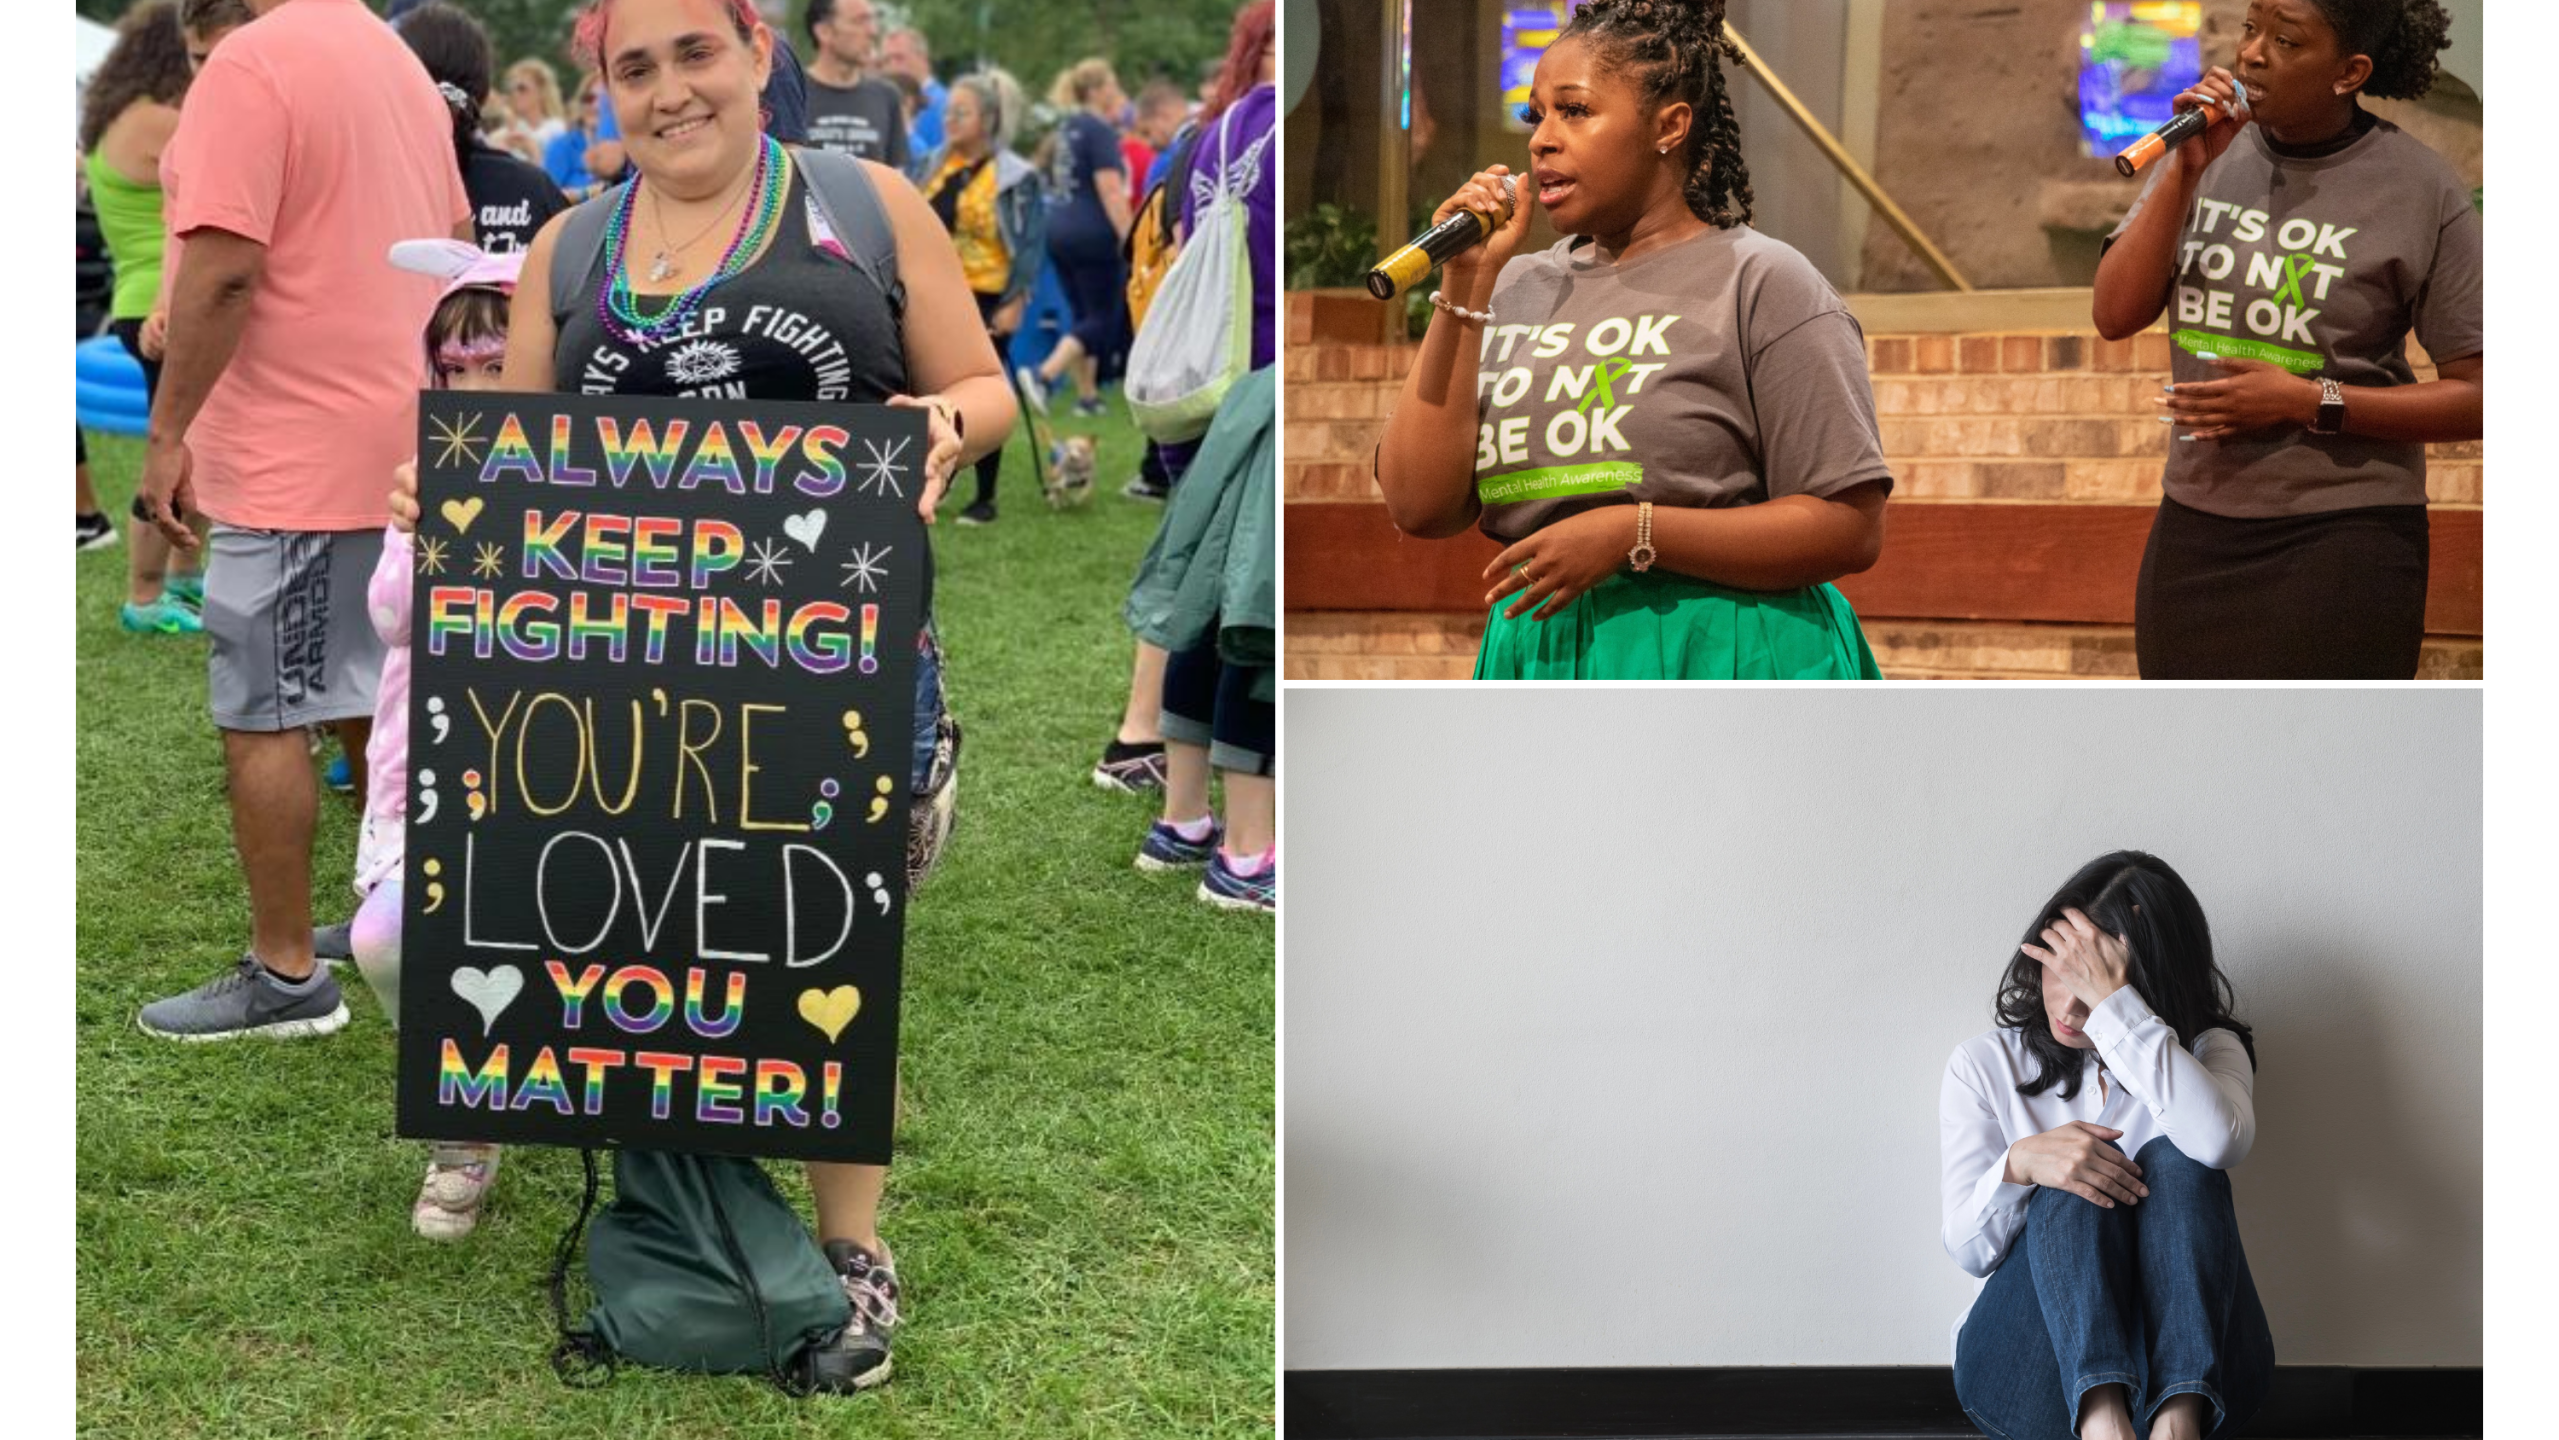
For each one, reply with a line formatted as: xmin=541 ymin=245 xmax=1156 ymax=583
xmin=645 ymin=169 xmax=753 ymax=284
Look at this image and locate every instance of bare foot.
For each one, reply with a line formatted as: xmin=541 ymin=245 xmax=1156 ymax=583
xmin=2077 ymin=1383 xmax=2138 ymax=1440
xmin=2149 ymin=1393 xmax=2209 ymax=1440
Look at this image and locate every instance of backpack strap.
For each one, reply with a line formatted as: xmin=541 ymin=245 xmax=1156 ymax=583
xmin=548 ymin=184 xmax=626 ymax=328
xmin=1157 ymin=127 xmax=1204 ymax=237
xmin=793 ymin=147 xmax=906 ymax=328
xmin=1122 ymin=124 xmax=1206 ymax=271
xmin=545 ymin=1147 xmax=617 ymax=1388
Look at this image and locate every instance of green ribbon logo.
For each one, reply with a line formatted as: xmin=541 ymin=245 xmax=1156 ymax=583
xmin=1575 ymin=356 xmax=1636 ymax=414
xmin=2272 ymin=252 xmax=2316 ymax=308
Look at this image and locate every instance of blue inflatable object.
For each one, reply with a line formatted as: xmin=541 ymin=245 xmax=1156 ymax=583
xmin=78 ymin=335 xmax=149 ymax=436
xmin=1008 ymin=259 xmax=1071 ymax=375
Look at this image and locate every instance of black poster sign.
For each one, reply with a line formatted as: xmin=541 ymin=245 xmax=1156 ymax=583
xmin=395 ymin=392 xmax=927 ymax=1164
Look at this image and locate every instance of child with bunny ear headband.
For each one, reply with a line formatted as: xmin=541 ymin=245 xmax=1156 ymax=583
xmin=347 ymin=239 xmax=524 ymax=1241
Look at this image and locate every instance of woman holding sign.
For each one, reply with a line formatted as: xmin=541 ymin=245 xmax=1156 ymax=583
xmin=1371 ymin=0 xmax=1893 ymax=681
xmin=397 ymin=0 xmax=1013 ymax=1391
xmin=2093 ymin=0 xmax=2479 ymax=678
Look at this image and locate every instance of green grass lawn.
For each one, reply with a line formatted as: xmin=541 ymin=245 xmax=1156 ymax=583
xmin=75 ymin=413 xmax=1273 ymax=1439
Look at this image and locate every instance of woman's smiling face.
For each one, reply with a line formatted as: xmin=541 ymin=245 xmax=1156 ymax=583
xmin=601 ymin=0 xmax=772 ymax=194
xmin=2235 ymin=0 xmax=2364 ymax=134
xmin=1519 ymin=35 xmax=1686 ymax=238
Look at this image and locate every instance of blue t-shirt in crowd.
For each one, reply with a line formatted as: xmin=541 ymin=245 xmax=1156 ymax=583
xmin=1046 ymin=110 xmax=1125 ymax=262
xmin=908 ymin=77 xmax=947 ymax=164
xmin=545 ymin=127 xmax=595 ymax=192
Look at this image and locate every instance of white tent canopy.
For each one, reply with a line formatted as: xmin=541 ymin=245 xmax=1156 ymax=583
xmin=78 ymin=14 xmax=118 ymax=128
xmin=77 ymin=15 xmax=116 ymax=90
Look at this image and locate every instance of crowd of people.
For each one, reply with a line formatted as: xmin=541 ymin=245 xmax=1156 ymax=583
xmin=74 ymin=0 xmax=1275 ymax=1397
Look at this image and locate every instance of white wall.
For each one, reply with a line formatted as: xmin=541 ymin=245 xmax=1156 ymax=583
xmin=1285 ymin=689 xmax=2481 ymax=1369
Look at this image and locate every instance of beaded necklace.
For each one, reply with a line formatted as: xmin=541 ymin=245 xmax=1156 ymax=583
xmin=596 ymin=134 xmax=790 ymax=346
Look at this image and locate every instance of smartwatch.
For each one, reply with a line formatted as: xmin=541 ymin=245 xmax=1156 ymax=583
xmin=2309 ymin=378 xmax=2346 ymax=435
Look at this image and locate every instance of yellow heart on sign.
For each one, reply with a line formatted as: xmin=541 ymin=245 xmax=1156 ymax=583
xmin=440 ymin=497 xmax=486 ymax=533
xmin=797 ymin=985 xmax=863 ymax=1044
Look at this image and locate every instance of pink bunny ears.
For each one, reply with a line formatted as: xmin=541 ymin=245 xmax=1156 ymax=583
xmin=388 ymin=238 xmax=526 ymax=301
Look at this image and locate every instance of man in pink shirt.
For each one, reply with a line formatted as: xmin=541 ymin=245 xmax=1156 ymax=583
xmin=136 ymin=0 xmax=470 ymax=1041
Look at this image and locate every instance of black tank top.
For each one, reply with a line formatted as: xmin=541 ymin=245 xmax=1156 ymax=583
xmin=553 ymin=166 xmax=909 ymax=404
xmin=548 ymin=161 xmax=941 ymax=752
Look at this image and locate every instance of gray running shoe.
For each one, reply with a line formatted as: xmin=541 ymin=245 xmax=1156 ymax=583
xmin=807 ymin=1239 xmax=899 ymax=1391
xmin=1091 ymin=739 xmax=1169 ymax=793
xmin=312 ymin=921 xmax=354 ymax=963
xmin=137 ymin=955 xmax=350 ymax=1042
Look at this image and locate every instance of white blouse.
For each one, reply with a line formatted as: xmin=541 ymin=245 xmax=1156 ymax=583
xmin=1938 ymin=986 xmax=2255 ymax=1282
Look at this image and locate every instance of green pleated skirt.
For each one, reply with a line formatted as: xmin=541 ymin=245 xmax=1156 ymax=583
xmin=1471 ymin=570 xmax=1882 ymax=680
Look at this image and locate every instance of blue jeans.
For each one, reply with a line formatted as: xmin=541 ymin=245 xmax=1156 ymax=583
xmin=1955 ymin=1137 xmax=2275 ymax=1440
xmin=1161 ymin=628 xmax=1273 ymax=776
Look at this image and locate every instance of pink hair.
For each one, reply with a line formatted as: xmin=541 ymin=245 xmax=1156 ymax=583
xmin=572 ymin=0 xmax=760 ymax=69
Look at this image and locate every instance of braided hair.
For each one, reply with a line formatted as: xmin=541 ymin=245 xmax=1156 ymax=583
xmin=2305 ymin=0 xmax=2453 ymax=101
xmin=1555 ymin=0 xmax=1752 ymax=229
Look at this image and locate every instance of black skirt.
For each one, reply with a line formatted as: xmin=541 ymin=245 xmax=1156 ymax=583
xmin=2135 ymin=496 xmax=2429 ymax=680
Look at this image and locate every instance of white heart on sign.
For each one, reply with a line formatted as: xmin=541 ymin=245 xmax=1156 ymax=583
xmin=451 ymin=965 xmax=524 ymax=1036
xmin=782 ymin=508 xmax=827 ymax=551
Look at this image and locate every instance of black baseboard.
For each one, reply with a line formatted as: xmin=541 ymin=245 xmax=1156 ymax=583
xmin=1283 ymin=1366 xmax=2481 ymax=1438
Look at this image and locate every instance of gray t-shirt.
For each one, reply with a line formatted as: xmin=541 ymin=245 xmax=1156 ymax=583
xmin=804 ymin=75 xmax=909 ymax=168
xmin=2109 ymin=118 xmax=2483 ymax=517
xmin=1471 ymin=224 xmax=1893 ymax=543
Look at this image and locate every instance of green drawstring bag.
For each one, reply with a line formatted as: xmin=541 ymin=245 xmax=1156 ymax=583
xmin=549 ymin=1149 xmax=851 ymax=1392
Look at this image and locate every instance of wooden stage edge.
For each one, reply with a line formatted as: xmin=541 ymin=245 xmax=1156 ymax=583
xmin=1283 ymin=502 xmax=2483 ymax=636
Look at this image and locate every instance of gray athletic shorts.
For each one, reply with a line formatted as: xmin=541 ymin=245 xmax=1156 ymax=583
xmin=204 ymin=525 xmax=386 ymax=733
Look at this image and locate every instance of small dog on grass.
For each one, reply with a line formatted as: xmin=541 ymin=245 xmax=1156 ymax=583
xmin=1043 ymin=435 xmax=1096 ymax=509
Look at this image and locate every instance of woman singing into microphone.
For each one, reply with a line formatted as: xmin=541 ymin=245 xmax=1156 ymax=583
xmin=2095 ymin=0 xmax=2478 ymax=679
xmin=1372 ymin=0 xmax=1892 ymax=680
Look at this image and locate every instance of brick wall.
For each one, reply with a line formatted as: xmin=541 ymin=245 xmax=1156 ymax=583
xmin=1283 ymin=291 xmax=2485 ymax=680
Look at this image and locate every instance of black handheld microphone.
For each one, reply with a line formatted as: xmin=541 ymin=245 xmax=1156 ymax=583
xmin=2114 ymin=92 xmax=2246 ymax=177
xmin=1364 ymin=175 xmax=1517 ymax=300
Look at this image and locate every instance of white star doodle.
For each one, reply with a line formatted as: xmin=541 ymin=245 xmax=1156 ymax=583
xmin=838 ymin=541 xmax=893 ymax=594
xmin=745 ymin=536 xmax=797 ymax=587
xmin=855 ymin=437 xmax=911 ymax=499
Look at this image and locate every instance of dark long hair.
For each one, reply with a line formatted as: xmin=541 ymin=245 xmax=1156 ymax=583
xmin=395 ymin=2 xmax=494 ymax=167
xmin=1554 ymin=0 xmax=1752 ymax=229
xmin=1996 ymin=851 xmax=2256 ymax=1100
xmin=80 ymin=2 xmax=193 ymax=155
xmin=2305 ymin=0 xmax=2453 ymax=101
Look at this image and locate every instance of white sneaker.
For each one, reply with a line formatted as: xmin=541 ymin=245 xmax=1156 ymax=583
xmin=1014 ymin=365 xmax=1050 ymax=418
xmin=412 ymin=1143 xmax=500 ymax=1240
